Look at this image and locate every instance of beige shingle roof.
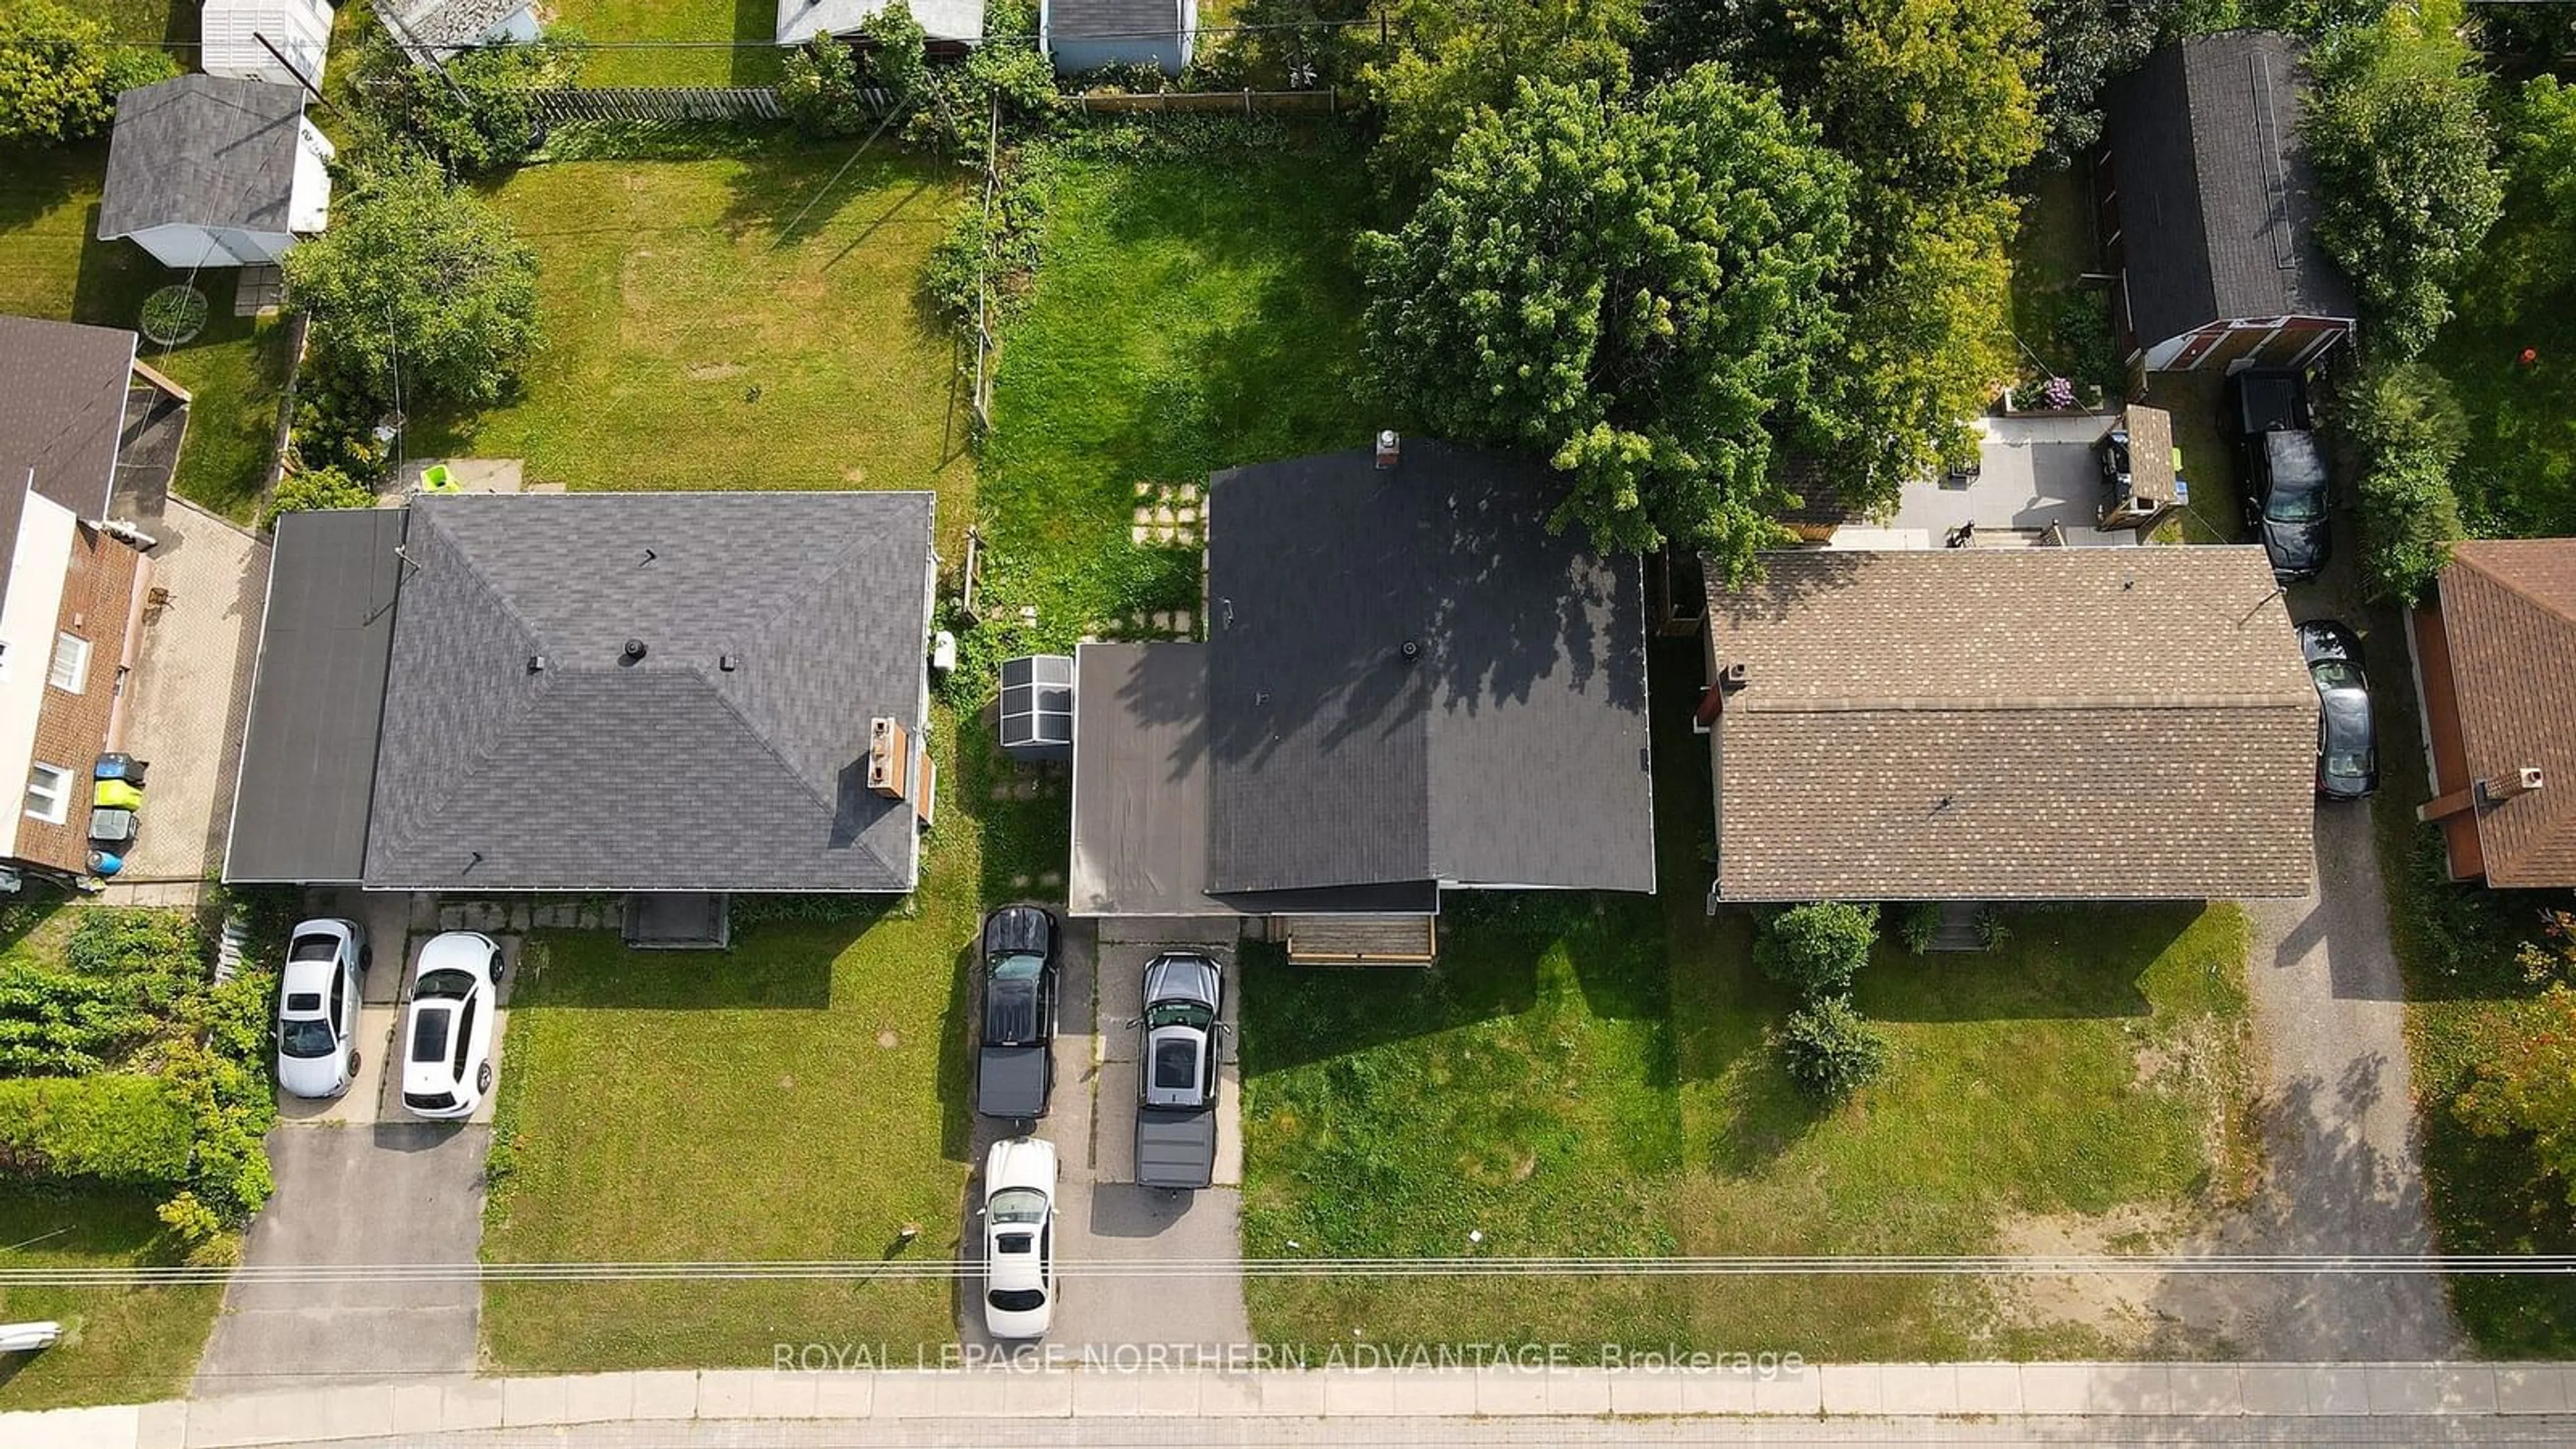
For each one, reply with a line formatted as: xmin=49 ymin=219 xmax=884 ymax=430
xmin=2436 ymin=539 xmax=2576 ymax=887
xmin=1706 ymin=547 xmax=2316 ymax=901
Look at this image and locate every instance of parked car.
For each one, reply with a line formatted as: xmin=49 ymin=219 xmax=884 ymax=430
xmin=1133 ymin=951 xmax=1224 ymax=1191
xmin=975 ymin=906 xmax=1059 ymax=1120
xmin=2229 ymin=368 xmax=2330 ymax=581
xmin=276 ymin=918 xmax=369 ymax=1099
xmin=401 ymin=931 xmax=503 ymax=1120
xmin=2298 ymin=620 xmax=2379 ymax=799
xmin=981 ymin=1135 xmax=1058 ymax=1340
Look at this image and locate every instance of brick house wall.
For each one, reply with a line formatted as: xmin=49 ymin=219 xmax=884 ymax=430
xmin=15 ymin=527 xmax=148 ymax=873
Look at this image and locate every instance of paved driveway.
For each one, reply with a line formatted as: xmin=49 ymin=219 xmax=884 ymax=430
xmin=960 ymin=917 xmax=1252 ymax=1354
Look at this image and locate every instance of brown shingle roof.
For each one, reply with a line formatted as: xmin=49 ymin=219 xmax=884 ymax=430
xmin=2433 ymin=539 xmax=2576 ymax=887
xmin=1706 ymin=547 xmax=2316 ymax=901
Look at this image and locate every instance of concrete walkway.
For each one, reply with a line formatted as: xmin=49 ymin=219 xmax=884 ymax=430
xmin=2229 ymin=799 xmax=2461 ymax=1359
xmin=17 ymin=1362 xmax=2576 ymax=1447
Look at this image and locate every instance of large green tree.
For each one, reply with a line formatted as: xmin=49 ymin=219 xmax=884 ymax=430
xmin=2305 ymin=0 xmax=2504 ymax=359
xmin=1366 ymin=0 xmax=1645 ymax=198
xmin=0 ymin=0 xmax=177 ymax=148
xmin=1359 ymin=68 xmax=1856 ymax=572
xmin=284 ymin=154 xmax=541 ymax=409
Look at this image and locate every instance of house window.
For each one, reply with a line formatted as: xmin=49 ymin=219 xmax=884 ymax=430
xmin=23 ymin=763 xmax=71 ymax=824
xmin=48 ymin=633 xmax=89 ymax=694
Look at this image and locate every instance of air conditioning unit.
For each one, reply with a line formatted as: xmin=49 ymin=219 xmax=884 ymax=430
xmin=867 ymin=717 xmax=910 ymax=799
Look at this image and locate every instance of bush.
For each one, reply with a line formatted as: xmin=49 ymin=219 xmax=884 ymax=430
xmin=1776 ymin=998 xmax=1892 ymax=1102
xmin=265 ymin=467 xmax=377 ymax=526
xmin=781 ymin=39 xmax=877 ymax=138
xmin=1894 ymin=902 xmax=1941 ymax=956
xmin=924 ymin=152 xmax=1050 ymax=329
xmin=354 ymin=34 xmax=586 ymax=175
xmin=0 ymin=1075 xmax=195 ymax=1183
xmin=288 ymin=359 xmax=398 ymax=483
xmin=2337 ymin=360 xmax=2467 ymax=605
xmin=0 ymin=0 xmax=179 ymax=148
xmin=1754 ymin=902 xmax=1878 ymax=1000
xmin=0 ymin=910 xmax=204 ymax=1077
xmin=167 ymin=967 xmax=280 ymax=1220
xmin=861 ymin=3 xmax=930 ymax=100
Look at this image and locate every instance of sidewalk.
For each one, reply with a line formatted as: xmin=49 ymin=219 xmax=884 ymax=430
xmin=17 ymin=1361 xmax=2576 ymax=1448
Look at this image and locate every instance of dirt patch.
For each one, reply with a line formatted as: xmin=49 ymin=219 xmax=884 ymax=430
xmin=686 ymin=362 xmax=745 ymax=381
xmin=876 ymin=1028 xmax=900 ymax=1050
xmin=1992 ymin=1203 xmax=2269 ymax=1358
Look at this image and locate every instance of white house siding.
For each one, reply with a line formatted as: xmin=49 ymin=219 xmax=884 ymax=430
xmin=288 ymin=118 xmax=336 ymax=234
xmin=0 ymin=494 xmax=78 ymax=861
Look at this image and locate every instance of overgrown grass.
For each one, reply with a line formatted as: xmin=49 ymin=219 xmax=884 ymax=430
xmin=1240 ymin=643 xmax=2259 ymax=1358
xmin=0 ymin=145 xmax=295 ymax=522
xmin=2006 ymin=164 xmax=2124 ymax=405
xmin=972 ymin=128 xmax=1378 ymax=669
xmin=0 ymin=1187 xmax=221 ymax=1410
xmin=411 ymin=144 xmax=975 ymax=544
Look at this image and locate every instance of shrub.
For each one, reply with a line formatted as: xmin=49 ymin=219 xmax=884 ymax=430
xmin=2337 ymin=360 xmax=2467 ymax=605
xmin=861 ymin=3 xmax=930 ymax=101
xmin=1974 ymin=905 xmax=2011 ymax=951
xmin=924 ymin=152 xmax=1051 ymax=329
xmin=781 ymin=39 xmax=877 ymax=138
xmin=0 ymin=1075 xmax=195 ymax=1183
xmin=1755 ymin=902 xmax=1878 ymax=1000
xmin=288 ymin=359 xmax=398 ymax=483
xmin=0 ymin=910 xmax=202 ymax=1077
xmin=0 ymin=0 xmax=179 ymax=148
xmin=1894 ymin=902 xmax=1942 ymax=956
xmin=1776 ymin=998 xmax=1892 ymax=1102
xmin=167 ymin=968 xmax=280 ymax=1220
xmin=354 ymin=34 xmax=587 ymax=175
xmin=265 ymin=467 xmax=377 ymax=526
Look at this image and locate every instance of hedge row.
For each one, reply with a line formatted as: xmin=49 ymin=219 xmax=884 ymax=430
xmin=0 ymin=1073 xmax=194 ymax=1183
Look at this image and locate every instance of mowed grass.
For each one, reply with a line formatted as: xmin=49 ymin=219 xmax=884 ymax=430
xmin=546 ymin=0 xmax=787 ymax=87
xmin=413 ymin=145 xmax=975 ymax=546
xmin=1240 ymin=645 xmax=2258 ymax=1358
xmin=478 ymin=792 xmax=983 ymax=1368
xmin=0 ymin=1187 xmax=222 ymax=1410
xmin=978 ymin=131 xmax=1377 ymax=646
xmin=0 ymin=145 xmax=296 ymax=522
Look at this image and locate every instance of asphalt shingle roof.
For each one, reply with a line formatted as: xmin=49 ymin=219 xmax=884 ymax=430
xmin=1203 ymin=441 xmax=1654 ymax=896
xmin=2432 ymin=540 xmax=2576 ymax=888
xmin=2102 ymin=30 xmax=2357 ymax=348
xmin=0 ymin=316 xmax=136 ymax=519
xmin=98 ymin=76 xmax=306 ymax=239
xmin=359 ymin=492 xmax=934 ymax=892
xmin=1707 ymin=547 xmax=2316 ymax=902
xmin=1046 ymin=0 xmax=1186 ymax=39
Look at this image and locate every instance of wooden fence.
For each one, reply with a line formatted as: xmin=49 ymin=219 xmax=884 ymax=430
xmin=1057 ymin=88 xmax=1342 ymax=117
xmin=527 ymin=87 xmax=887 ymax=123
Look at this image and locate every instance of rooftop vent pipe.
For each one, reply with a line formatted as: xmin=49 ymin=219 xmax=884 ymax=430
xmin=623 ymin=639 xmax=647 ymax=663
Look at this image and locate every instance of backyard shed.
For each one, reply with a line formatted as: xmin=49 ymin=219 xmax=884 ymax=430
xmin=199 ymin=0 xmax=337 ymax=89
xmin=1042 ymin=0 xmax=1195 ymax=75
xmin=777 ymin=0 xmax=986 ymax=52
xmin=97 ymin=76 xmax=333 ymax=269
xmin=2097 ymin=31 xmax=2356 ymax=376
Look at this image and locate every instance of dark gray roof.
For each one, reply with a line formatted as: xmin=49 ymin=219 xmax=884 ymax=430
xmin=1203 ymin=442 xmax=1654 ymax=896
xmin=382 ymin=0 xmax=531 ymax=50
xmin=224 ymin=509 xmax=407 ymax=885
xmin=2102 ymin=30 xmax=2357 ymax=347
xmin=1048 ymin=0 xmax=1186 ymax=39
xmin=0 ymin=317 xmax=139 ymax=517
xmin=359 ymin=492 xmax=934 ymax=892
xmin=99 ymin=76 xmax=306 ymax=239
xmin=1070 ymin=642 xmax=1214 ymax=917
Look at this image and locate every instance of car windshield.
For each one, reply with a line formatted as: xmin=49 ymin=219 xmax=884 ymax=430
xmin=1152 ymin=1037 xmax=1201 ymax=1091
xmin=991 ymin=953 xmax=1044 ymax=982
xmin=415 ymin=968 xmax=476 ymax=1001
xmin=987 ymin=1287 xmax=1046 ymax=1312
xmin=1144 ymin=1000 xmax=1212 ymax=1031
xmin=2312 ymin=661 xmax=2365 ymax=691
xmin=2327 ymin=749 xmax=2376 ymax=778
xmin=279 ymin=1017 xmax=337 ymax=1058
xmin=989 ymin=1187 xmax=1047 ymax=1226
xmin=288 ymin=934 xmax=339 ymax=963
xmin=2267 ymin=475 xmax=2326 ymax=523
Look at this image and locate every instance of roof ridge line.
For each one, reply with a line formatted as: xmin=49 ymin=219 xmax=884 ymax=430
xmin=2465 ymin=544 xmax=2576 ymax=631
xmin=696 ymin=669 xmax=844 ymax=820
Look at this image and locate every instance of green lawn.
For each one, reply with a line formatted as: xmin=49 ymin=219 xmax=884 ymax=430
xmin=977 ymin=131 xmax=1378 ymax=653
xmin=411 ymin=145 xmax=974 ymax=546
xmin=1241 ymin=644 xmax=2259 ymax=1359
xmin=0 ymin=1187 xmax=221 ymax=1411
xmin=0 ymin=145 xmax=295 ymax=522
xmin=545 ymin=0 xmax=787 ymax=87
xmin=478 ymin=828 xmax=981 ymax=1368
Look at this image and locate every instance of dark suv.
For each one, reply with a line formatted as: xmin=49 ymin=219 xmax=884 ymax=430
xmin=2229 ymin=368 xmax=2328 ymax=582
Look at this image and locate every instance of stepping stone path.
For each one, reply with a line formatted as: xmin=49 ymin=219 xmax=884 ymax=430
xmin=1130 ymin=480 xmax=1205 ymax=548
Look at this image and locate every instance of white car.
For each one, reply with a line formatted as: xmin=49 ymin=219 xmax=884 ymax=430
xmin=400 ymin=931 xmax=503 ymax=1120
xmin=275 ymin=918 xmax=369 ymax=1098
xmin=981 ymin=1136 xmax=1058 ymax=1340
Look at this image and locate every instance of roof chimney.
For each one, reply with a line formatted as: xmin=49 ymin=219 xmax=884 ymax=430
xmin=1720 ymin=661 xmax=1750 ymax=692
xmin=1375 ymin=429 xmax=1401 ymax=470
xmin=2477 ymin=766 xmax=2546 ymax=807
xmin=623 ymin=639 xmax=647 ymax=663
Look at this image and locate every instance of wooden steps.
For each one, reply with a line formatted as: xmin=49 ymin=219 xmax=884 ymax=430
xmin=1281 ymin=914 xmax=1438 ymax=965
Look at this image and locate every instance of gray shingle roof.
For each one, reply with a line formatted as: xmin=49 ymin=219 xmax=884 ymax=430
xmin=98 ymin=76 xmax=306 ymax=239
xmin=1203 ymin=442 xmax=1654 ymax=896
xmin=359 ymin=492 xmax=934 ymax=892
xmin=0 ymin=316 xmax=137 ymax=519
xmin=2102 ymin=30 xmax=2357 ymax=348
xmin=1047 ymin=0 xmax=1186 ymax=40
xmin=1706 ymin=547 xmax=2316 ymax=902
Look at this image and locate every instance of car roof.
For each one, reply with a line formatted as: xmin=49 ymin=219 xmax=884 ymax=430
xmin=984 ymin=1136 xmax=1057 ymax=1195
xmin=279 ymin=956 xmax=340 ymax=998
xmin=416 ymin=931 xmax=493 ymax=977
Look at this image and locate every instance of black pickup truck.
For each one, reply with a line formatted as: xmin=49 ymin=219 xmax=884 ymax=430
xmin=974 ymin=906 xmax=1059 ymax=1120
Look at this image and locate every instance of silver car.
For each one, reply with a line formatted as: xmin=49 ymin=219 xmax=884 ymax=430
xmin=276 ymin=918 xmax=370 ymax=1099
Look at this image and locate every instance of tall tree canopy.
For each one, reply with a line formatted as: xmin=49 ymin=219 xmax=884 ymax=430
xmin=0 ymin=0 xmax=177 ymax=148
xmin=2305 ymin=0 xmax=2504 ymax=358
xmin=1365 ymin=0 xmax=1644 ymax=198
xmin=1358 ymin=68 xmax=1857 ymax=573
